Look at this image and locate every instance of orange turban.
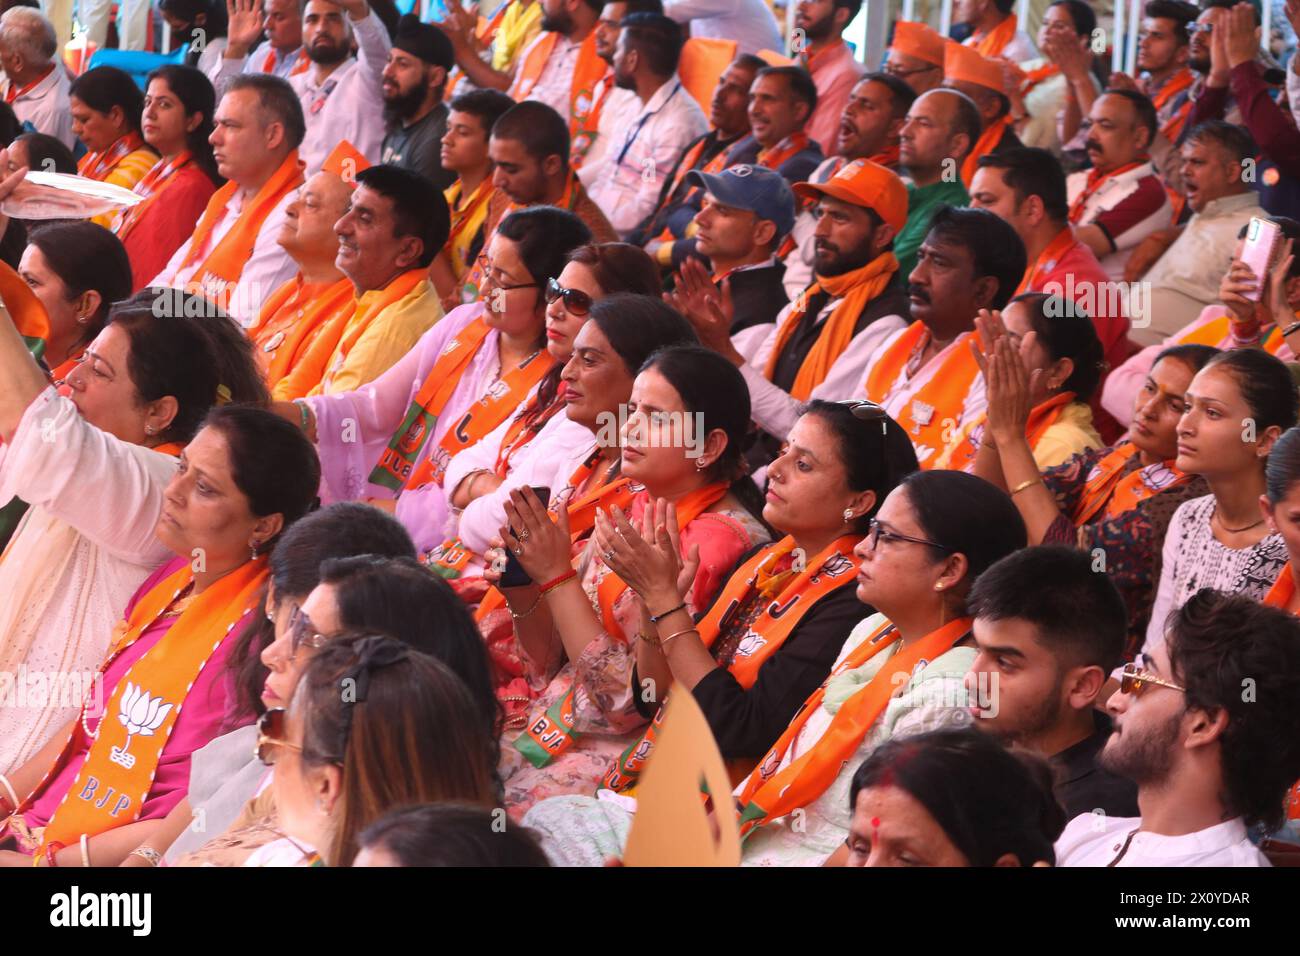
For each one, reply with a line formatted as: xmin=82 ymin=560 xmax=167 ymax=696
xmin=891 ymin=20 xmax=946 ymax=66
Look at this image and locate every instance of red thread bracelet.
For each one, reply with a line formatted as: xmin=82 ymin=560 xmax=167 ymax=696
xmin=538 ymin=569 xmax=577 ymax=595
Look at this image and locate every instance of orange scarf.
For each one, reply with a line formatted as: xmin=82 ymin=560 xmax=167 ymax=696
xmin=265 ymin=46 xmax=310 ymax=75
xmin=765 ymin=251 xmax=899 ymax=399
xmin=248 ymin=274 xmax=356 ymax=386
xmin=1068 ymin=159 xmax=1147 ymax=224
xmin=869 ymin=143 xmax=901 ymax=170
xmin=315 ymin=269 xmax=426 ymax=394
xmin=373 ymin=319 xmax=555 ymax=492
xmin=25 ymin=557 xmax=267 ymax=861
xmin=736 ymin=616 xmax=972 ymax=837
xmin=602 ymin=535 xmax=860 ymax=792
xmin=1014 ymin=226 xmax=1078 ymax=296
xmin=572 ymin=68 xmax=616 ymax=164
xmin=471 ymin=455 xmax=633 ymax=618
xmin=514 ymin=481 xmax=730 ymax=768
xmin=112 ymin=151 xmax=195 ymax=242
xmin=961 ymin=114 xmax=1012 ymax=188
xmin=757 ymin=131 xmax=812 ymax=171
xmin=1071 ymin=442 xmax=1192 ymax=525
xmin=1151 ymin=68 xmax=1194 ymax=142
xmin=940 ymin=390 xmax=1075 ymax=473
xmin=77 ymin=132 xmax=148 ymax=182
xmin=863 ymin=321 xmax=981 ymax=467
xmin=4 ymin=65 xmax=51 ymax=104
xmin=1020 ymin=62 xmax=1060 ymax=97
xmin=1176 ymin=312 xmax=1285 ymax=354
xmin=1262 ymin=562 xmax=1300 ymax=820
xmin=513 ymin=29 xmax=606 ymax=147
xmin=178 ymin=151 xmax=305 ymax=311
xmin=443 ymin=175 xmax=495 ymax=277
xmin=970 ymin=13 xmax=1018 ymax=58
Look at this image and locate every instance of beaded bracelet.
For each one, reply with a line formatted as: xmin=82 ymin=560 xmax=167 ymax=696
xmin=649 ymin=601 xmax=686 ymax=624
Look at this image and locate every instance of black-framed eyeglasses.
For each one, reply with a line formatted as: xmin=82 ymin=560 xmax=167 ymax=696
xmin=839 ymin=398 xmax=889 ymax=435
xmin=545 ymin=277 xmax=594 ymax=316
xmin=254 ymin=707 xmax=302 ymax=766
xmin=287 ymin=603 xmax=329 ymax=658
xmin=865 ymin=518 xmax=953 ymax=554
xmin=476 ymin=254 xmax=542 ymax=292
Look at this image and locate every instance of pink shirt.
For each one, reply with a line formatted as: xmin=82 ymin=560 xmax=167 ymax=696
xmin=19 ymin=558 xmax=254 ymax=834
xmin=1030 ymin=236 xmax=1132 ymax=374
xmin=805 ymin=41 xmax=866 ymax=157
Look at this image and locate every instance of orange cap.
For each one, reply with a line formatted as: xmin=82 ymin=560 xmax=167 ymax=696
xmin=793 ymin=159 xmax=908 ymax=233
xmin=943 ymin=41 xmax=1005 ymax=95
xmin=891 ymin=20 xmax=945 ymax=67
xmin=320 ymin=140 xmax=371 ymax=187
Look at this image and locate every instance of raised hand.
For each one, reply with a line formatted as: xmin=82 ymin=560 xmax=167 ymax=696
xmin=226 ymin=0 xmax=266 ymax=57
xmin=500 ymin=486 xmax=573 ymax=584
xmin=664 ymin=256 xmax=735 ymax=354
xmin=1218 ymin=256 xmax=1263 ymax=325
xmin=972 ymin=309 xmax=1038 ymax=445
xmin=1223 ymin=2 xmax=1261 ymax=70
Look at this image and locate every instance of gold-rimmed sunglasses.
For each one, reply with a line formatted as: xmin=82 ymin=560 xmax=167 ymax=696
xmin=1119 ymin=662 xmax=1186 ymax=698
xmin=255 ymin=707 xmax=301 ymax=766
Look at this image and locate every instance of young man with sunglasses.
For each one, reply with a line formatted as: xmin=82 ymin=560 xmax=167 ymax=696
xmin=965 ymin=546 xmax=1139 ymax=820
xmin=1056 ymin=589 xmax=1300 ymax=866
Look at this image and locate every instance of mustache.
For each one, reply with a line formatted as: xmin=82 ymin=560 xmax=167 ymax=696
xmin=907 ymin=283 xmax=930 ymax=302
xmin=1084 ymin=139 xmax=1102 ymax=152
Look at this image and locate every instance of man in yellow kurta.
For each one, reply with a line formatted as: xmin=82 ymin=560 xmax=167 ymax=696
xmin=272 ymin=164 xmax=452 ymax=399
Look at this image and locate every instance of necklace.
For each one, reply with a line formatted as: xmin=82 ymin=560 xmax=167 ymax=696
xmin=1213 ymin=505 xmax=1266 ymax=535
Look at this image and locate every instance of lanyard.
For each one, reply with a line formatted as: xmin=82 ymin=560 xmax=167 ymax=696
xmin=615 ymin=82 xmax=681 ymax=167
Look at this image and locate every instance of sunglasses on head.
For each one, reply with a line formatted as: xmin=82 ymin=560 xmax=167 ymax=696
xmin=1119 ymin=662 xmax=1186 ymax=698
xmin=545 ymin=277 xmax=594 ymax=316
xmin=839 ymin=398 xmax=889 ymax=435
xmin=255 ymin=707 xmax=301 ymax=766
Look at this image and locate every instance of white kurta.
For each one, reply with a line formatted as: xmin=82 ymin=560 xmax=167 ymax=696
xmin=0 ymin=388 xmax=175 ymax=773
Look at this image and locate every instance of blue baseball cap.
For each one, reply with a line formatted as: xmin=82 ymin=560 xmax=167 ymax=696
xmin=685 ymin=164 xmax=797 ymax=240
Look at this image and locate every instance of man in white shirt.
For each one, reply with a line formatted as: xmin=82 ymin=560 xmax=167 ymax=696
xmin=1135 ymin=120 xmax=1265 ymax=344
xmin=150 ymin=75 xmax=306 ymax=327
xmin=0 ymin=7 xmax=73 ymax=149
xmin=575 ymin=0 xmax=655 ymax=171
xmin=290 ymin=0 xmax=391 ymax=172
xmin=1056 ymin=590 xmax=1300 ymax=866
xmin=676 ymin=159 xmax=912 ymax=457
xmin=580 ymin=13 xmax=706 ymax=236
xmin=446 ymin=0 xmax=602 ymax=127
xmin=209 ymin=0 xmax=309 ymax=96
xmin=662 ymin=0 xmax=781 ymax=57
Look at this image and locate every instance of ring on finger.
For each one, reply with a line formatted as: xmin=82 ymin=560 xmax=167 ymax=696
xmin=603 ymin=548 xmax=616 ymax=563
xmin=519 ymin=528 xmax=530 ymax=541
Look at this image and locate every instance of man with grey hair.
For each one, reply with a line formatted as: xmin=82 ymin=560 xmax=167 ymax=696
xmin=0 ymin=6 xmax=72 ymax=148
xmin=150 ymin=74 xmax=308 ymax=327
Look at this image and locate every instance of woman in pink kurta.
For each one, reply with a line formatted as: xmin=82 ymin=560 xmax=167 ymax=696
xmin=0 ymin=407 xmax=321 ymax=867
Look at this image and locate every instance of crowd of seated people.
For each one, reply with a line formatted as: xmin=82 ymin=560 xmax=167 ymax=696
xmin=3 ymin=0 xmax=1300 ymax=869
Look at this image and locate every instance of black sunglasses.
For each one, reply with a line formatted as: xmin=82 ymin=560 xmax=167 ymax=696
xmin=546 ymin=277 xmax=594 ymax=316
xmin=839 ymin=399 xmax=889 ymax=435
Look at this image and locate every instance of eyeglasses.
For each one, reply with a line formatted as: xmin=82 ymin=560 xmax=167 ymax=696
xmin=864 ymin=518 xmax=953 ymax=554
xmin=476 ymin=254 xmax=541 ymax=292
xmin=255 ymin=707 xmax=302 ymax=766
xmin=1119 ymin=662 xmax=1186 ymax=698
xmin=545 ymin=277 xmax=594 ymax=316
xmin=1188 ymin=22 xmax=1214 ymax=34
xmin=287 ymin=604 xmax=329 ymax=658
xmin=839 ymin=398 xmax=889 ymax=435
xmin=884 ymin=62 xmax=939 ymax=79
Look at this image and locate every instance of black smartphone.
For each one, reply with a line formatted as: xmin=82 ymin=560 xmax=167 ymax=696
xmin=500 ymin=486 xmax=552 ymax=588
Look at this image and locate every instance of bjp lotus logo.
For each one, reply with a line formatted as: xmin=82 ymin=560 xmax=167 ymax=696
xmin=108 ymin=683 xmax=173 ymax=769
xmin=735 ymin=631 xmax=767 ymax=658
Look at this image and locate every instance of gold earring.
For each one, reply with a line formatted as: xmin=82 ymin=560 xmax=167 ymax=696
xmin=934 ymin=583 xmax=944 ymax=591
xmin=843 ymin=508 xmax=854 ymax=523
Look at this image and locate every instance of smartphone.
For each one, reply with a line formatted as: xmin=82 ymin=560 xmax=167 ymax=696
xmin=500 ymin=486 xmax=552 ymax=588
xmin=1240 ymin=217 xmax=1282 ymax=303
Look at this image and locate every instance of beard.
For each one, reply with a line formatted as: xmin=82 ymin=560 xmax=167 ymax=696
xmin=1189 ymin=52 xmax=1210 ymax=74
xmin=614 ymin=64 xmax=636 ymax=91
xmin=307 ymin=38 xmax=349 ymax=67
xmin=541 ymin=9 xmax=574 ymax=33
xmin=383 ymin=81 xmax=429 ymax=128
xmin=1098 ymin=708 xmax=1183 ymax=785
xmin=801 ymin=11 xmax=836 ymax=43
xmin=814 ymin=229 xmax=879 ymax=277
